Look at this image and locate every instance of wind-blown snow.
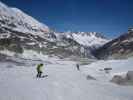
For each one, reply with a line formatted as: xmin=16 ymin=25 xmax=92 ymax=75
xmin=0 ymin=57 xmax=133 ymax=100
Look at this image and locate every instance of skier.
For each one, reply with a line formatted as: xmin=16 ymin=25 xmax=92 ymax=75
xmin=76 ymin=64 xmax=80 ymax=71
xmin=36 ymin=63 xmax=43 ymax=78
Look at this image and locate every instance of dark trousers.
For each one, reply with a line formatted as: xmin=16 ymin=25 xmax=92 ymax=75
xmin=36 ymin=72 xmax=42 ymax=78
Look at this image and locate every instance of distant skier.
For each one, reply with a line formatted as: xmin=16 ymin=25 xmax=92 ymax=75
xmin=76 ymin=64 xmax=80 ymax=71
xmin=36 ymin=63 xmax=43 ymax=78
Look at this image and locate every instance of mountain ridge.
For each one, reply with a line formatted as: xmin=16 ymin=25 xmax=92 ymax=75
xmin=93 ymin=29 xmax=133 ymax=59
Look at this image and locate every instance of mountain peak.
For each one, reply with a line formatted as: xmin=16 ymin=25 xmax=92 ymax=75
xmin=70 ymin=32 xmax=107 ymax=39
xmin=55 ymin=31 xmax=109 ymax=48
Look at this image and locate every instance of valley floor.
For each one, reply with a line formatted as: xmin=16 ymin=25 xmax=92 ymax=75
xmin=0 ymin=58 xmax=133 ymax=100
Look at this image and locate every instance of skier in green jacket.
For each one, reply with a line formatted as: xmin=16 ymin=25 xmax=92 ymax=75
xmin=36 ymin=63 xmax=43 ymax=78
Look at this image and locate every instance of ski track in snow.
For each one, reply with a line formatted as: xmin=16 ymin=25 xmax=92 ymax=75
xmin=0 ymin=59 xmax=133 ymax=100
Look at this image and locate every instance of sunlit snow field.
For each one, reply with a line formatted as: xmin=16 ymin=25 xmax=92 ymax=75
xmin=0 ymin=54 xmax=133 ymax=100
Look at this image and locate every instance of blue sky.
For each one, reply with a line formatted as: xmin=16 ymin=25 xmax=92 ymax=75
xmin=1 ymin=0 xmax=133 ymax=38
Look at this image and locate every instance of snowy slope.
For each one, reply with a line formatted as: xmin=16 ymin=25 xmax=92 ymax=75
xmin=0 ymin=58 xmax=133 ymax=100
xmin=81 ymin=58 xmax=133 ymax=81
xmin=0 ymin=1 xmax=49 ymax=35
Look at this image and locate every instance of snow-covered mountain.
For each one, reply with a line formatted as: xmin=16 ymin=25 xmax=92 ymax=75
xmin=93 ymin=28 xmax=133 ymax=59
xmin=0 ymin=1 xmax=49 ymax=35
xmin=0 ymin=1 xmax=109 ymax=59
xmin=49 ymin=31 xmax=109 ymax=58
xmin=55 ymin=31 xmax=108 ymax=48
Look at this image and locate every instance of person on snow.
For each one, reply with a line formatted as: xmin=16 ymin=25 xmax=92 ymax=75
xmin=36 ymin=63 xmax=43 ymax=78
xmin=76 ymin=64 xmax=80 ymax=71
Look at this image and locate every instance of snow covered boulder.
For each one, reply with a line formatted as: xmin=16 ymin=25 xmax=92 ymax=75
xmin=111 ymin=71 xmax=133 ymax=86
xmin=86 ymin=75 xmax=96 ymax=80
xmin=126 ymin=71 xmax=133 ymax=81
xmin=110 ymin=75 xmax=126 ymax=85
